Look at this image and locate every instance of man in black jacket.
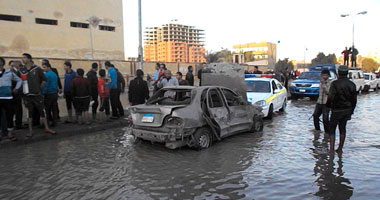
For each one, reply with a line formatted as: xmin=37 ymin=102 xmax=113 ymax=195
xmin=186 ymin=65 xmax=194 ymax=86
xmin=326 ymin=65 xmax=357 ymax=154
xmin=115 ymin=67 xmax=125 ymax=116
xmin=87 ymin=63 xmax=98 ymax=120
xmin=128 ymin=69 xmax=149 ymax=106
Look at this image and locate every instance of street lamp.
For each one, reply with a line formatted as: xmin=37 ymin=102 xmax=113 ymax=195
xmin=340 ymin=11 xmax=367 ymax=47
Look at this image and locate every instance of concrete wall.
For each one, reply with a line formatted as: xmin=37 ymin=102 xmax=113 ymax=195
xmin=1 ymin=56 xmax=201 ymax=86
xmin=0 ymin=0 xmax=124 ymax=60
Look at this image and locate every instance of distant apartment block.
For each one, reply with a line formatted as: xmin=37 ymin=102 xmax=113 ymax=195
xmin=233 ymin=41 xmax=277 ymax=69
xmin=144 ymin=23 xmax=206 ymax=63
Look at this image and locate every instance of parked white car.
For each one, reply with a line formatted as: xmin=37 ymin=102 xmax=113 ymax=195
xmin=348 ymin=69 xmax=365 ymax=93
xmin=364 ymin=73 xmax=380 ymax=92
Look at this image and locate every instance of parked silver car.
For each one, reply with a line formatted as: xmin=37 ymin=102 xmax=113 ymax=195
xmin=129 ymin=86 xmax=264 ymax=149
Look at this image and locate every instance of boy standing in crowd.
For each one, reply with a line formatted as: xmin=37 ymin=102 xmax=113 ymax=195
xmin=63 ymin=61 xmax=76 ymax=123
xmin=21 ymin=53 xmax=55 ymax=137
xmin=42 ymin=62 xmax=59 ymax=127
xmin=186 ymin=65 xmax=194 ymax=86
xmin=70 ymin=68 xmax=91 ymax=125
xmin=176 ymin=72 xmax=189 ymax=85
xmin=9 ymin=60 xmax=24 ymax=129
xmin=87 ymin=63 xmax=98 ymax=121
xmin=0 ymin=57 xmax=22 ymax=141
xmin=115 ymin=66 xmax=125 ymax=117
xmin=98 ymin=69 xmax=110 ymax=123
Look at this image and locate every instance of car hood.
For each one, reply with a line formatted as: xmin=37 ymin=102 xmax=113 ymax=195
xmin=246 ymin=92 xmax=272 ymax=104
xmin=292 ymin=79 xmax=319 ymax=84
xmin=130 ymin=104 xmax=187 ymax=127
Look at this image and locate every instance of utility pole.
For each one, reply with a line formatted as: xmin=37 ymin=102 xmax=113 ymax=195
xmin=138 ymin=0 xmax=143 ymax=70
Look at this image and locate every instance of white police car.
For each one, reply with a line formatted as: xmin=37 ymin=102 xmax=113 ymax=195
xmin=245 ymin=74 xmax=287 ymax=119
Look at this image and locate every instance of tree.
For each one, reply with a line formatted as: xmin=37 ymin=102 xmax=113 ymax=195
xmin=205 ymin=48 xmax=233 ymax=63
xmin=206 ymin=51 xmax=219 ymax=63
xmin=361 ymin=57 xmax=379 ymax=72
xmin=275 ymin=58 xmax=294 ymax=75
xmin=311 ymin=52 xmax=338 ymax=65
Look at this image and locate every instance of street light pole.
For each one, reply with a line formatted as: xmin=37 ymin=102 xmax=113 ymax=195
xmin=138 ymin=0 xmax=143 ymax=70
xmin=341 ymin=11 xmax=367 ymax=48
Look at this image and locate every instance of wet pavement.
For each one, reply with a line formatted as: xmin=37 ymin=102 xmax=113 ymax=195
xmin=0 ymin=92 xmax=379 ymax=200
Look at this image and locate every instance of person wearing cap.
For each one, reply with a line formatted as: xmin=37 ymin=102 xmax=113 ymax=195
xmin=312 ymin=69 xmax=331 ymax=133
xmin=326 ymin=65 xmax=357 ymax=154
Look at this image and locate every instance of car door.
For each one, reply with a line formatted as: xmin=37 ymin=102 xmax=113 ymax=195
xmin=206 ymin=88 xmax=230 ymax=137
xmin=220 ymin=88 xmax=252 ymax=133
xmin=275 ymin=80 xmax=286 ymax=106
xmin=271 ymin=80 xmax=280 ymax=110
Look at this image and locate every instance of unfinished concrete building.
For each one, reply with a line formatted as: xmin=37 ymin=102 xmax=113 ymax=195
xmin=144 ymin=23 xmax=206 ymax=63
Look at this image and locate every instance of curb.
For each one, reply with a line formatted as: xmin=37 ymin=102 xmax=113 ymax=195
xmin=0 ymin=119 xmax=130 ymax=149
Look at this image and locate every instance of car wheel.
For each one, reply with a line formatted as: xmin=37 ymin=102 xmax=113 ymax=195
xmin=375 ymin=84 xmax=378 ymax=91
xmin=267 ymin=104 xmax=274 ymax=119
xmin=193 ymin=127 xmax=212 ymax=149
xmin=279 ymin=99 xmax=287 ymax=112
xmin=291 ymin=94 xmax=298 ymax=100
xmin=251 ymin=116 xmax=264 ymax=132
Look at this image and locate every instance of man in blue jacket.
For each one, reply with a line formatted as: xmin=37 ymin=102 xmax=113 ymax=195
xmin=42 ymin=62 xmax=58 ymax=127
xmin=0 ymin=57 xmax=22 ymax=141
xmin=105 ymin=61 xmax=120 ymax=119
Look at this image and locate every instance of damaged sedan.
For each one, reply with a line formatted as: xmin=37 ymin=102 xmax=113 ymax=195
xmin=129 ymin=86 xmax=264 ymax=149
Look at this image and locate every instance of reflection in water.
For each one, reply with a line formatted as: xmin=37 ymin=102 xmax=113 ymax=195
xmin=1 ymin=93 xmax=380 ymax=199
xmin=312 ymin=131 xmax=353 ymax=199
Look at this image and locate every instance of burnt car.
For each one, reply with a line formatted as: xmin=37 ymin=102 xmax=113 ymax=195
xmin=129 ymin=86 xmax=264 ymax=149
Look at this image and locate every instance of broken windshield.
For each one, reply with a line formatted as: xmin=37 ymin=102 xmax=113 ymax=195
xmin=147 ymin=89 xmax=193 ymax=105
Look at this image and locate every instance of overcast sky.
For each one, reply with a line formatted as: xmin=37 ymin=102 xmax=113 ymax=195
xmin=123 ymin=0 xmax=380 ymax=61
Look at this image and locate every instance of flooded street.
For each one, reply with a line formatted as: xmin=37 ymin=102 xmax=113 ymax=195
xmin=0 ymin=92 xmax=379 ymax=200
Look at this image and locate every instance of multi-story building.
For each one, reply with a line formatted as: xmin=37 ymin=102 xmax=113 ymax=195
xmin=144 ymin=23 xmax=206 ymax=63
xmin=233 ymin=41 xmax=277 ymax=69
xmin=0 ymin=0 xmax=124 ymax=60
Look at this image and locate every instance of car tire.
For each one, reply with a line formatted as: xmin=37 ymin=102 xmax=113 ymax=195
xmin=291 ymin=94 xmax=299 ymax=100
xmin=193 ymin=127 xmax=212 ymax=149
xmin=279 ymin=99 xmax=287 ymax=112
xmin=267 ymin=104 xmax=274 ymax=119
xmin=375 ymin=85 xmax=378 ymax=91
xmin=251 ymin=116 xmax=264 ymax=132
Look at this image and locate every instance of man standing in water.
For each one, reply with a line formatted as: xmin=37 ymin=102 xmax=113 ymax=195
xmin=313 ymin=70 xmax=331 ymax=133
xmin=326 ymin=65 xmax=357 ymax=154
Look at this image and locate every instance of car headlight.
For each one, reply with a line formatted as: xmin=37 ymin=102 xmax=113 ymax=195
xmin=254 ymin=100 xmax=266 ymax=107
xmin=291 ymin=82 xmax=296 ymax=87
xmin=311 ymin=84 xmax=320 ymax=88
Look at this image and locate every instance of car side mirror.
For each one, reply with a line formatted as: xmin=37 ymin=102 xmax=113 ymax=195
xmin=274 ymin=89 xmax=281 ymax=94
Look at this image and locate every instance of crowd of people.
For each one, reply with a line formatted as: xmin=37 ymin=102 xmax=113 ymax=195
xmin=0 ymin=54 xmax=127 ymax=141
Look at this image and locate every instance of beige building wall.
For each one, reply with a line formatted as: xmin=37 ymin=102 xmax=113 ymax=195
xmin=0 ymin=0 xmax=124 ymax=60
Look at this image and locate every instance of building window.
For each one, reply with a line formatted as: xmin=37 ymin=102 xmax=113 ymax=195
xmin=35 ymin=18 xmax=58 ymax=25
xmin=0 ymin=14 xmax=21 ymax=22
xmin=70 ymin=22 xmax=89 ymax=29
xmin=99 ymin=25 xmax=115 ymax=32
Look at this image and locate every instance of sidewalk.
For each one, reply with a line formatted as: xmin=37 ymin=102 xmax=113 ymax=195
xmin=0 ymin=115 xmax=130 ymax=149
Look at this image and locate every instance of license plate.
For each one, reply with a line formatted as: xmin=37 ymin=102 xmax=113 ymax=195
xmin=142 ymin=113 xmax=154 ymax=123
xmin=299 ymin=89 xmax=306 ymax=93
